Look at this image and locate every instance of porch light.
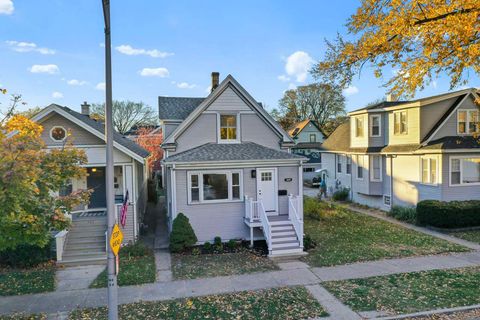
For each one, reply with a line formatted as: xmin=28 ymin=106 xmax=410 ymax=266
xmin=92 ymin=168 xmax=97 ymax=172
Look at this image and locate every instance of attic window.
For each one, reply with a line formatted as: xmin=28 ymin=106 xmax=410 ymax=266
xmin=219 ymin=114 xmax=239 ymax=142
xmin=50 ymin=126 xmax=67 ymax=142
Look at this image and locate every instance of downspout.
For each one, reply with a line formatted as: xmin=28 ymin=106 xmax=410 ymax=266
xmin=350 ymin=155 xmax=353 ymax=201
xmin=389 ymin=155 xmax=396 ymax=207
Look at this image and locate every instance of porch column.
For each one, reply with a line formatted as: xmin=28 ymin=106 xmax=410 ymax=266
xmin=250 ymin=227 xmax=254 ymax=248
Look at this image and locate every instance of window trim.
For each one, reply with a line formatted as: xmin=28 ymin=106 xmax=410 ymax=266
xmin=449 ymin=156 xmax=480 ymax=187
xmin=457 ymin=109 xmax=479 ymax=135
xmin=369 ymin=114 xmax=382 ymax=137
xmin=355 ymin=116 xmax=364 ymax=137
xmin=393 ymin=111 xmax=408 ymax=135
xmin=337 ymin=155 xmax=342 ymax=174
xmin=187 ymin=170 xmax=244 ymax=204
xmin=50 ymin=126 xmax=67 ymax=142
xmin=420 ymin=156 xmax=439 ymax=186
xmin=309 ymin=133 xmax=316 ymax=143
xmin=370 ymin=155 xmax=383 ymax=182
xmin=356 ymin=155 xmax=364 ymax=180
xmin=217 ymin=113 xmax=240 ymax=143
xmin=346 ymin=156 xmax=352 ymax=175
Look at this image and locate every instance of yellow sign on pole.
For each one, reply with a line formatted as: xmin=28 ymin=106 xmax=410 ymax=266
xmin=109 ymin=224 xmax=123 ymax=257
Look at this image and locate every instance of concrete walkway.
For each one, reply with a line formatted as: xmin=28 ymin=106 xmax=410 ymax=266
xmin=1 ymin=250 xmax=479 ymax=317
xmin=55 ymin=265 xmax=104 ymax=292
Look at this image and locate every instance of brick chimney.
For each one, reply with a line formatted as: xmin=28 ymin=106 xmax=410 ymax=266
xmin=211 ymin=72 xmax=220 ymax=92
xmin=386 ymin=94 xmax=395 ymax=102
xmin=81 ymin=101 xmax=90 ymax=116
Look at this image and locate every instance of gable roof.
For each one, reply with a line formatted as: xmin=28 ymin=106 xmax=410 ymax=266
xmin=288 ymin=119 xmax=326 ymax=138
xmin=163 ymin=142 xmax=305 ymax=164
xmin=158 ymin=97 xmax=205 ymax=121
xmin=163 ymin=75 xmax=294 ymax=146
xmin=32 ymin=104 xmax=150 ymax=160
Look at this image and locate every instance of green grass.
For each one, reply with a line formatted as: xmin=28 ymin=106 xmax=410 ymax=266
xmin=302 ymin=200 xmax=468 ymax=267
xmin=69 ymin=286 xmax=328 ymax=319
xmin=323 ymin=267 xmax=480 ymax=315
xmin=89 ymin=253 xmax=156 ymax=288
xmin=0 ymin=266 xmax=55 ymax=296
xmin=0 ymin=314 xmax=46 ymax=320
xmin=448 ymin=230 xmax=480 ymax=244
xmin=171 ymin=250 xmax=279 ymax=280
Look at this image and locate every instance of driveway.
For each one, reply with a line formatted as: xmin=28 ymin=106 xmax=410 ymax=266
xmin=304 ymin=185 xmax=319 ymax=198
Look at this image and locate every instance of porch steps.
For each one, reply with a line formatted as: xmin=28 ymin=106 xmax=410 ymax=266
xmin=58 ymin=217 xmax=107 ymax=267
xmin=269 ymin=221 xmax=303 ymax=257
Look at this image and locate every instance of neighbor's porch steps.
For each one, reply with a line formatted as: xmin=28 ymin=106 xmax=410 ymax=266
xmin=59 ymin=216 xmax=107 ymax=267
xmin=269 ymin=217 xmax=303 ymax=257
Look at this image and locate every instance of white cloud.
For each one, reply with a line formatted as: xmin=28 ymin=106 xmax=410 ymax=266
xmin=67 ymin=79 xmax=87 ymax=86
xmin=6 ymin=40 xmax=55 ymax=55
xmin=343 ymin=85 xmax=359 ymax=96
xmin=116 ymin=45 xmax=173 ymax=58
xmin=277 ymin=75 xmax=290 ymax=82
xmin=285 ymin=51 xmax=314 ymax=83
xmin=431 ymin=80 xmax=437 ymax=89
xmin=288 ymin=83 xmax=297 ymax=90
xmin=52 ymin=91 xmax=63 ymax=99
xmin=0 ymin=0 xmax=14 ymax=15
xmin=205 ymin=85 xmax=212 ymax=93
xmin=29 ymin=64 xmax=59 ymax=74
xmin=139 ymin=67 xmax=169 ymax=77
xmin=177 ymin=82 xmax=196 ymax=89
xmin=95 ymin=82 xmax=106 ymax=91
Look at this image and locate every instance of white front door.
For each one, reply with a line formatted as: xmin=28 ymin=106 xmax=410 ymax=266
xmin=257 ymin=168 xmax=278 ymax=213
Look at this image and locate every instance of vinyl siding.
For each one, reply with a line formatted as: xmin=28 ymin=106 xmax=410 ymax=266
xmin=419 ymin=97 xmax=457 ymax=140
xmin=163 ymin=123 xmax=179 ymax=139
xmin=39 ymin=112 xmax=104 ymax=146
xmin=388 ymin=107 xmax=420 ymax=145
xmin=117 ymin=204 xmax=135 ymax=243
xmin=431 ymin=96 xmax=479 ymax=140
xmin=241 ymin=113 xmax=281 ymax=149
xmin=441 ymin=153 xmax=480 ymax=201
xmin=350 ymin=115 xmax=368 ymax=148
xmin=172 ymin=113 xmax=217 ymax=154
xmin=296 ymin=123 xmax=325 ymax=143
xmin=206 ymin=86 xmax=252 ymax=112
xmin=368 ymin=113 xmax=386 ymax=147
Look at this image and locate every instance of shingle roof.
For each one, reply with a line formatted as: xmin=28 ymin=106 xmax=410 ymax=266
xmin=288 ymin=119 xmax=326 ymax=138
xmin=292 ymin=142 xmax=324 ymax=150
xmin=421 ymin=136 xmax=480 ymax=150
xmin=158 ymin=96 xmax=205 ymax=120
xmin=57 ymin=105 xmax=150 ymax=158
xmin=320 ymin=122 xmax=351 ymax=152
xmin=163 ymin=142 xmax=305 ymax=163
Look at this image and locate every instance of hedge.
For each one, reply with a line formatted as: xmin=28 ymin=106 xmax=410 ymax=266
xmin=416 ymin=200 xmax=480 ymax=228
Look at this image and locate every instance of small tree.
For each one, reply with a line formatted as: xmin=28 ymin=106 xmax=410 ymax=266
xmin=134 ymin=127 xmax=163 ymax=172
xmin=169 ymin=213 xmax=197 ymax=253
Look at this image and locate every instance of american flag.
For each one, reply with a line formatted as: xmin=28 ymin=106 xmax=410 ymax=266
xmin=120 ymin=190 xmax=129 ymax=228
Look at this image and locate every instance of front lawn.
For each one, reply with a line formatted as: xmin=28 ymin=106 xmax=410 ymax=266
xmin=302 ymin=199 xmax=468 ymax=267
xmin=0 ymin=265 xmax=55 ymax=296
xmin=448 ymin=230 xmax=480 ymax=244
xmin=89 ymin=243 xmax=156 ymax=288
xmin=323 ymin=266 xmax=480 ymax=315
xmin=172 ymin=249 xmax=279 ymax=280
xmin=69 ymin=286 xmax=328 ymax=319
xmin=0 ymin=314 xmax=46 ymax=320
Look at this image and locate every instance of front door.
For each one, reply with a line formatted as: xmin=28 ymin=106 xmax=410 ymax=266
xmin=257 ymin=168 xmax=277 ymax=213
xmin=87 ymin=167 xmax=106 ymax=208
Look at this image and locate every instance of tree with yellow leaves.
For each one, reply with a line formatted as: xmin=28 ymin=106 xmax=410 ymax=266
xmin=312 ymin=0 xmax=480 ymax=98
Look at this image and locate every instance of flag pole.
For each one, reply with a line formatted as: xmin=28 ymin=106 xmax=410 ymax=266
xmin=102 ymin=1 xmax=118 ymax=319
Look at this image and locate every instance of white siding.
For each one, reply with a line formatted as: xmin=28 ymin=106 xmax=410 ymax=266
xmin=172 ymin=113 xmax=217 ymax=154
xmin=241 ymin=113 xmax=281 ymax=148
xmin=441 ymin=153 xmax=480 ymax=201
xmin=432 ymin=96 xmax=479 ymax=140
xmin=206 ymin=86 xmax=252 ymax=112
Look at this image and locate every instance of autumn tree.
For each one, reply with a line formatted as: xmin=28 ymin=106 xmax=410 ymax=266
xmin=0 ymin=90 xmax=90 ymax=251
xmin=273 ymin=83 xmax=346 ymax=131
xmin=134 ymin=127 xmax=163 ymax=172
xmin=312 ymin=0 xmax=480 ymax=98
xmin=91 ymin=100 xmax=158 ymax=134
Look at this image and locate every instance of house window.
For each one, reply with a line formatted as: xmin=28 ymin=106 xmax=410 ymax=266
xmin=394 ymin=111 xmax=407 ymax=135
xmin=303 ymin=167 xmax=315 ymax=173
xmin=458 ymin=111 xmax=467 ymax=133
xmin=457 ymin=110 xmax=479 ymax=134
xmin=59 ymin=179 xmax=73 ymax=197
xmin=357 ymin=155 xmax=364 ymax=179
xmin=355 ymin=117 xmax=364 ymax=137
xmin=421 ymin=158 xmax=437 ymax=184
xmin=469 ymin=111 xmax=478 ymax=133
xmin=370 ymin=115 xmax=381 ymax=137
xmin=310 ymin=134 xmax=316 ymax=142
xmin=337 ymin=155 xmax=342 ymax=173
xmin=219 ymin=114 xmax=238 ymax=141
xmin=450 ymin=157 xmax=480 ymax=186
xmin=50 ymin=126 xmax=67 ymax=142
xmin=188 ymin=170 xmax=243 ymax=203
xmin=346 ymin=156 xmax=352 ymax=175
xmin=370 ymin=155 xmax=382 ymax=181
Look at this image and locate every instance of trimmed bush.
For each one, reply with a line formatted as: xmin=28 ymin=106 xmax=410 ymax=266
xmin=0 ymin=242 xmax=53 ymax=268
xmin=203 ymin=241 xmax=212 ymax=253
xmin=417 ymin=200 xmax=480 ymax=228
xmin=304 ymin=197 xmax=327 ymax=220
xmin=388 ymin=205 xmax=417 ymax=223
xmin=169 ymin=213 xmax=198 ymax=253
xmin=332 ymin=187 xmax=350 ymax=202
xmin=303 ymin=234 xmax=317 ymax=251
xmin=227 ymin=239 xmax=237 ymax=250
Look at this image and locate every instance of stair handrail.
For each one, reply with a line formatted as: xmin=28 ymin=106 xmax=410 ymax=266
xmin=288 ymin=195 xmax=304 ymax=249
xmin=55 ymin=230 xmax=69 ymax=262
xmin=258 ymin=201 xmax=272 ymax=253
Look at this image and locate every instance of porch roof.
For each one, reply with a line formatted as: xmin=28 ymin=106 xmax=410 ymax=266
xmin=163 ymin=142 xmax=306 ymax=164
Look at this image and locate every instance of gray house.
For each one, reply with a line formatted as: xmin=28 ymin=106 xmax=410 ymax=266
xmin=320 ymin=88 xmax=480 ymax=211
xmin=160 ymin=73 xmax=306 ymax=257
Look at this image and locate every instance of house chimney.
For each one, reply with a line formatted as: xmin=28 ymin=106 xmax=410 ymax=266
xmin=211 ymin=72 xmax=220 ymax=92
xmin=81 ymin=101 xmax=90 ymax=116
xmin=386 ymin=94 xmax=395 ymax=102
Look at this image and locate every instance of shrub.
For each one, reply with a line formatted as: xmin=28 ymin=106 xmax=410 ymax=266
xmin=227 ymin=239 xmax=237 ymax=250
xmin=191 ymin=247 xmax=201 ymax=255
xmin=213 ymin=236 xmax=223 ymax=252
xmin=303 ymin=197 xmax=327 ymax=220
xmin=121 ymin=241 xmax=151 ymax=258
xmin=203 ymin=241 xmax=212 ymax=253
xmin=169 ymin=213 xmax=198 ymax=253
xmin=388 ymin=205 xmax=417 ymax=223
xmin=417 ymin=200 xmax=480 ymax=228
xmin=0 ymin=242 xmax=53 ymax=268
xmin=332 ymin=187 xmax=350 ymax=201
xmin=303 ymin=234 xmax=317 ymax=251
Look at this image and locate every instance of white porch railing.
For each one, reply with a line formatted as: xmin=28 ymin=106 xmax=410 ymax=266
xmin=288 ymin=195 xmax=304 ymax=249
xmin=244 ymin=195 xmax=260 ymax=222
xmin=55 ymin=230 xmax=69 ymax=262
xmin=244 ymin=195 xmax=272 ymax=253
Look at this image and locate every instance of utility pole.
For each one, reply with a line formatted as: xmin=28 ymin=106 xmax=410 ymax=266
xmin=102 ymin=1 xmax=118 ymax=319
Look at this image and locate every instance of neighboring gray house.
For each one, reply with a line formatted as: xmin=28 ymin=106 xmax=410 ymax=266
xmin=160 ymin=73 xmax=306 ymax=257
xmin=289 ymin=119 xmax=326 ymax=182
xmin=320 ymin=88 xmax=480 ymax=211
xmin=32 ymin=103 xmax=150 ymax=265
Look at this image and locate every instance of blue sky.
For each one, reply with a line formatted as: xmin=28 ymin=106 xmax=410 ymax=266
xmin=0 ymin=0 xmax=478 ymax=115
